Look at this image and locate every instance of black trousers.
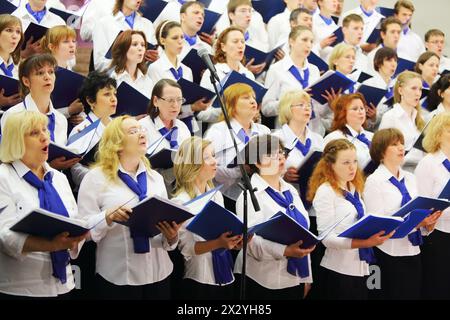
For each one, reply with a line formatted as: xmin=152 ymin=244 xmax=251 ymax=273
xmin=421 ymin=230 xmax=450 ymax=299
xmin=374 ymin=247 xmax=422 ymax=300
xmin=235 ymin=274 xmax=304 ymax=300
xmin=182 ymin=278 xmax=235 ymax=300
xmin=95 ymin=274 xmax=171 ymax=300
xmin=70 ymin=240 xmax=97 ymax=300
xmin=320 ymin=267 xmax=368 ymax=300
xmin=169 ymin=248 xmax=185 ymax=300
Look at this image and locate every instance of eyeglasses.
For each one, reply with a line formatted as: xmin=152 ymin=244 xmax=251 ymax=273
xmin=262 ymin=150 xmax=287 ymax=160
xmin=127 ymin=127 xmax=148 ymax=135
xmin=291 ymin=102 xmax=311 ymax=110
xmin=236 ymin=8 xmax=253 ymax=14
xmin=158 ymin=96 xmax=186 ymax=105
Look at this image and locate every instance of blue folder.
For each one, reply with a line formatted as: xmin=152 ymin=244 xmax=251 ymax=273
xmin=366 ymin=28 xmax=381 ymax=44
xmin=439 ymin=180 xmax=450 ymax=200
xmin=331 ymin=15 xmax=339 ymax=25
xmin=52 ymin=68 xmax=86 ymax=109
xmin=198 ymin=0 xmax=212 ymax=7
xmin=48 ymin=142 xmax=82 ymax=162
xmin=115 ymin=195 xmax=194 ymax=238
xmin=178 ymin=78 xmax=216 ymax=105
xmin=363 ymin=160 xmax=378 ymax=176
xmin=357 ymin=71 xmax=373 ymax=83
xmin=308 ymin=70 xmax=355 ymax=104
xmin=140 ymin=0 xmax=169 ymax=23
xmin=392 ymin=196 xmax=450 ymax=218
xmin=79 ymin=142 xmax=98 ymax=166
xmin=199 ymin=8 xmax=221 ymax=35
xmin=10 ymin=208 xmax=91 ymax=238
xmin=308 ymin=51 xmax=329 ymax=73
xmin=244 ymin=43 xmax=283 ymax=66
xmin=377 ymin=7 xmax=395 ymax=17
xmin=0 ymin=74 xmax=19 ymax=97
xmin=339 ymin=214 xmax=403 ymax=239
xmin=357 ymin=85 xmax=388 ymax=107
xmin=49 ymin=7 xmax=80 ymax=26
xmin=147 ymin=148 xmax=176 ymax=169
xmin=115 ymin=82 xmax=150 ymax=117
xmin=0 ymin=0 xmax=17 ymax=15
xmin=391 ymin=209 xmax=432 ymax=239
xmin=297 ymin=150 xmax=322 ymax=210
xmin=22 ymin=22 xmax=48 ymax=49
xmin=330 ymin=27 xmax=344 ymax=47
xmin=181 ymin=48 xmax=208 ymax=84
xmin=66 ymin=119 xmax=101 ymax=145
xmin=394 ymin=57 xmax=416 ymax=77
xmin=251 ymin=0 xmax=286 ymax=24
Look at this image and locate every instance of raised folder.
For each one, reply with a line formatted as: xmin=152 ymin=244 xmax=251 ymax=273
xmin=330 ymin=27 xmax=344 ymax=47
xmin=296 ymin=149 xmax=322 ymax=210
xmin=0 ymin=74 xmax=19 ymax=97
xmin=366 ymin=28 xmax=381 ymax=44
xmin=181 ymin=48 xmax=209 ymax=84
xmin=115 ymin=82 xmax=150 ymax=117
xmin=377 ymin=7 xmax=395 ymax=17
xmin=339 ymin=214 xmax=404 ymax=239
xmin=244 ymin=43 xmax=283 ymax=67
xmin=0 ymin=0 xmax=17 ymax=15
xmin=177 ymin=78 xmax=216 ymax=105
xmin=357 ymin=85 xmax=388 ymax=107
xmin=140 ymin=0 xmax=169 ymax=23
xmin=392 ymin=196 xmax=450 ymax=218
xmin=52 ymin=68 xmax=86 ymax=109
xmin=49 ymin=7 xmax=81 ymax=27
xmin=251 ymin=0 xmax=286 ymax=24
xmin=147 ymin=148 xmax=177 ymax=170
xmin=115 ymin=195 xmax=194 ymax=238
xmin=391 ymin=209 xmax=432 ymax=239
xmin=308 ymin=70 xmax=355 ymax=105
xmin=394 ymin=57 xmax=416 ymax=77
xmin=199 ymin=9 xmax=221 ymax=35
xmin=22 ymin=22 xmax=48 ymax=49
xmin=308 ymin=51 xmax=329 ymax=73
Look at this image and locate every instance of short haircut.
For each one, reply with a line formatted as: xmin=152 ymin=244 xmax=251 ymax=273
xmin=369 ymin=128 xmax=405 ymax=164
xmin=328 ymin=43 xmax=355 ymax=71
xmin=342 ymin=13 xmax=364 ymax=27
xmin=110 ymin=29 xmax=148 ymax=75
xmin=278 ymin=90 xmax=311 ymax=125
xmin=380 ymin=17 xmax=402 ymax=35
xmin=422 ymin=113 xmax=450 ymax=153
xmin=244 ymin=134 xmax=283 ymax=175
xmin=18 ymin=54 xmax=57 ymax=97
xmin=414 ymin=51 xmax=440 ymax=74
xmin=78 ymin=71 xmax=117 ymax=112
xmin=40 ymin=25 xmax=76 ymax=54
xmin=290 ymin=8 xmax=312 ymax=23
xmin=221 ymin=83 xmax=255 ymax=121
xmin=227 ymin=0 xmax=252 ymax=14
xmin=0 ymin=111 xmax=48 ymax=163
xmin=373 ymin=47 xmax=398 ymax=72
xmin=425 ymin=29 xmax=445 ymax=42
xmin=394 ymin=0 xmax=415 ymax=14
xmin=180 ymin=1 xmax=205 ymax=14
xmin=331 ymin=93 xmax=368 ymax=132
xmin=0 ymin=14 xmax=24 ymax=65
xmin=148 ymin=79 xmax=182 ymax=119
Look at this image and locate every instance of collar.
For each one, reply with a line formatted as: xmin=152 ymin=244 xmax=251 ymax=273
xmin=13 ymin=160 xmax=52 ymax=179
xmin=359 ymin=5 xmax=374 ymax=17
xmin=87 ymin=111 xmax=100 ymax=123
xmin=344 ymin=124 xmax=364 ymax=137
xmin=183 ymin=33 xmax=198 ymax=46
xmin=281 ymin=124 xmax=311 ymax=149
xmin=392 ymin=103 xmax=417 ymax=121
xmin=251 ymin=173 xmax=292 ymax=194
xmin=283 ymin=54 xmax=310 ymax=72
xmin=113 ymin=68 xmax=145 ymax=83
xmin=378 ymin=163 xmax=406 ymax=182
xmin=318 ymin=13 xmax=333 ymax=26
xmin=160 ymin=51 xmax=181 ymax=72
xmin=0 ymin=56 xmax=14 ymax=68
xmin=23 ymin=94 xmax=55 ymax=116
xmin=153 ymin=115 xmax=177 ymax=132
xmin=25 ymin=2 xmax=47 ymax=23
xmin=216 ymin=62 xmax=246 ymax=75
xmin=435 ymin=150 xmax=448 ymax=164
xmin=230 ymin=118 xmax=257 ymax=138
xmin=118 ymin=161 xmax=148 ymax=179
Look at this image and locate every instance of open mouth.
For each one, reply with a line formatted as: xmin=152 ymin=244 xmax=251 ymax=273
xmin=42 ymin=145 xmax=49 ymax=153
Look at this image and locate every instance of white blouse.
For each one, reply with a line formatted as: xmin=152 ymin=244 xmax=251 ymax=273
xmin=110 ymin=68 xmax=154 ymax=99
xmin=12 ymin=4 xmax=65 ymax=31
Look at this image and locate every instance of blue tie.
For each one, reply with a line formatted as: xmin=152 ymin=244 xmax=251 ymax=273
xmin=295 ymin=138 xmax=311 ymax=156
xmin=265 ymin=187 xmax=310 ymax=278
xmin=118 ymin=170 xmax=150 ymax=253
xmin=47 ymin=113 xmax=55 ymax=142
xmin=25 ymin=3 xmax=46 ymax=23
xmin=124 ymin=11 xmax=136 ymax=29
xmin=158 ymin=126 xmax=179 ymax=149
xmin=319 ymin=14 xmax=333 ymax=26
xmin=22 ymin=170 xmax=70 ymax=284
xmin=184 ymin=34 xmax=197 ymax=46
xmin=0 ymin=62 xmax=14 ymax=77
xmin=170 ymin=67 xmax=183 ymax=81
xmin=237 ymin=128 xmax=250 ymax=144
xmin=389 ymin=177 xmax=422 ymax=246
xmin=289 ymin=65 xmax=310 ymax=88
xmin=385 ymin=86 xmax=394 ymax=99
xmin=443 ymin=159 xmax=450 ymax=173
xmin=356 ymin=133 xmax=371 ymax=148
xmin=343 ymin=190 xmax=376 ymax=264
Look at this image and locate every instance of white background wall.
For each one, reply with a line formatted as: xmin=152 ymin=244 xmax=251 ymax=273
xmin=342 ymin=0 xmax=450 ymax=56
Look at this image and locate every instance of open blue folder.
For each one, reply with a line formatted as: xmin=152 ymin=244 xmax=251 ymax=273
xmin=357 ymin=71 xmax=373 ymax=84
xmin=244 ymin=43 xmax=283 ymax=66
xmin=297 ymin=149 xmax=322 ymax=210
xmin=115 ymin=82 xmax=150 ymax=116
xmin=0 ymin=0 xmax=17 ymax=15
xmin=140 ymin=0 xmax=168 ymax=23
xmin=181 ymin=48 xmax=208 ymax=84
xmin=308 ymin=51 xmax=329 ymax=73
xmin=22 ymin=22 xmax=48 ymax=49
xmin=147 ymin=148 xmax=177 ymax=169
xmin=49 ymin=7 xmax=80 ymax=26
xmin=339 ymin=214 xmax=404 ymax=239
xmin=357 ymin=84 xmax=388 ymax=107
xmin=366 ymin=28 xmax=381 ymax=44
xmin=52 ymin=68 xmax=86 ymax=109
xmin=392 ymin=196 xmax=450 ymax=218
xmin=439 ymin=180 xmax=450 ymax=200
xmin=199 ymin=8 xmax=221 ymax=35
xmin=391 ymin=209 xmax=432 ymax=239
xmin=330 ymin=27 xmax=344 ymax=47
xmin=178 ymin=78 xmax=216 ymax=105
xmin=308 ymin=70 xmax=355 ymax=105
xmin=251 ymin=0 xmax=286 ymax=24
xmin=394 ymin=57 xmax=416 ymax=77
xmin=377 ymin=7 xmax=395 ymax=17
xmin=115 ymin=195 xmax=194 ymax=238
xmin=0 ymin=74 xmax=19 ymax=97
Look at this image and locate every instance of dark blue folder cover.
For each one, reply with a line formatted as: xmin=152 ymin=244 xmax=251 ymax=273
xmin=79 ymin=142 xmax=98 ymax=166
xmin=52 ymin=68 xmax=86 ymax=109
xmin=48 ymin=142 xmax=81 ymax=162
xmin=0 ymin=74 xmax=19 ymax=97
xmin=357 ymin=71 xmax=373 ymax=83
xmin=330 ymin=27 xmax=344 ymax=47
xmin=115 ymin=82 xmax=150 ymax=117
xmin=297 ymin=150 xmax=322 ymax=210
xmin=392 ymin=196 xmax=450 ymax=218
xmin=391 ymin=209 xmax=432 ymax=239
xmin=358 ymin=85 xmax=387 ymax=107
xmin=199 ymin=9 xmax=221 ymax=35
xmin=181 ymin=48 xmax=208 ymax=84
xmin=187 ymin=200 xmax=244 ymax=240
xmin=394 ymin=57 xmax=416 ymax=77
xmin=116 ymin=195 xmax=194 ymax=237
xmin=49 ymin=7 xmax=80 ymax=24
xmin=309 ymin=71 xmax=355 ymax=104
xmin=308 ymin=51 xmax=329 ymax=73
xmin=363 ymin=160 xmax=378 ymax=176
xmin=339 ymin=214 xmax=403 ymax=239
xmin=140 ymin=0 xmax=169 ymax=23
xmin=439 ymin=180 xmax=450 ymax=200
xmin=22 ymin=22 xmax=48 ymax=49
xmin=147 ymin=148 xmax=176 ymax=169
xmin=251 ymin=0 xmax=286 ymax=24
xmin=244 ymin=44 xmax=281 ymax=66
xmin=178 ymin=78 xmax=215 ymax=105
xmin=366 ymin=28 xmax=381 ymax=44
xmin=198 ymin=0 xmax=212 ymax=7
xmin=0 ymin=0 xmax=17 ymax=15
xmin=377 ymin=7 xmax=395 ymax=17
xmin=10 ymin=209 xmax=89 ymax=238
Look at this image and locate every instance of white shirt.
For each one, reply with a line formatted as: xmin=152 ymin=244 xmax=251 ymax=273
xmin=428 ymin=103 xmax=450 ymax=119
xmin=198 ymin=62 xmax=255 ymax=124
xmin=339 ymin=6 xmax=384 ymax=43
xmin=397 ymin=28 xmax=426 ymax=62
xmin=12 ymin=3 xmax=65 ymax=31
xmin=0 ymin=161 xmax=79 ymax=297
xmin=234 ymin=173 xmax=313 ymax=289
xmin=262 ymin=56 xmax=321 ymax=118
xmin=379 ymin=103 xmax=425 ymax=171
xmin=180 ymin=35 xmax=212 ymax=60
xmin=313 ymin=182 xmax=370 ymax=277
xmin=79 ymin=0 xmax=115 ymax=41
xmin=110 ymin=68 xmax=154 ymax=99
xmin=172 ymin=189 xmax=232 ymax=286
xmin=324 ymin=125 xmax=374 ymax=169
xmin=415 ymin=151 xmax=450 ymax=233
xmin=267 ymin=8 xmax=291 ymax=50
xmin=77 ymin=162 xmax=177 ymax=285
xmin=92 ymin=11 xmax=156 ymax=72
xmin=312 ymin=11 xmax=338 ymax=61
xmin=363 ymin=164 xmax=421 ymax=257
xmin=0 ymin=56 xmax=18 ymax=79
xmin=1 ymin=94 xmax=68 ymax=146
xmin=204 ymin=119 xmax=271 ymax=201
xmin=207 ymin=0 xmax=228 ymax=13
xmin=439 ymin=56 xmax=450 ymax=74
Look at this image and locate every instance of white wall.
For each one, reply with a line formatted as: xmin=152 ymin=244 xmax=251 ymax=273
xmin=342 ymin=0 xmax=450 ymax=56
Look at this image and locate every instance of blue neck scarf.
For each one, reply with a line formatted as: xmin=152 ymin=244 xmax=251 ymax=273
xmin=385 ymin=85 xmax=394 ymax=99
xmin=244 ymin=31 xmax=250 ymax=42
xmin=265 ymin=187 xmax=310 ymax=278
xmin=343 ymin=190 xmax=376 ymax=264
xmin=0 ymin=62 xmax=14 ymax=77
xmin=184 ymin=33 xmax=197 ymax=46
xmin=237 ymin=128 xmax=250 ymax=144
xmin=124 ymin=11 xmax=136 ymax=29
xmin=118 ymin=170 xmax=150 ymax=253
xmin=319 ymin=14 xmax=333 ymax=26
xmin=360 ymin=5 xmax=374 ymax=17
xmin=443 ymin=159 xmax=450 ymax=173
xmin=25 ymin=3 xmax=46 ymax=23
xmin=159 ymin=126 xmax=179 ymax=149
xmin=295 ymin=138 xmax=311 ymax=156
xmin=170 ymin=66 xmax=183 ymax=81
xmin=289 ymin=65 xmax=310 ymax=88
xmin=211 ymin=250 xmax=234 ymax=285
xmin=22 ymin=170 xmax=70 ymax=284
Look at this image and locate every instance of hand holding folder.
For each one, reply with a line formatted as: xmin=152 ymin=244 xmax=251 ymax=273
xmin=392 ymin=196 xmax=450 ymax=218
xmin=181 ymin=48 xmax=208 ymax=84
xmin=21 ymin=23 xmax=48 ymax=49
xmin=307 ymin=70 xmax=355 ymax=105
xmin=308 ymin=51 xmax=329 ymax=73
xmin=339 ymin=214 xmax=404 ymax=239
xmin=330 ymin=27 xmax=344 ymax=47
xmin=244 ymin=44 xmax=284 ymax=67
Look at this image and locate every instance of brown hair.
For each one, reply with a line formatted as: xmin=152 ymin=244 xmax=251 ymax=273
xmin=394 ymin=0 xmax=415 ymax=14
xmin=18 ymin=54 xmax=57 ymax=97
xmin=369 ymin=128 xmax=405 ymax=164
xmin=110 ymin=30 xmax=148 ymax=75
xmin=342 ymin=13 xmax=364 ymax=27
xmin=307 ymin=139 xmax=365 ymax=201
xmin=155 ymin=20 xmax=182 ymax=49
xmin=227 ymin=0 xmax=252 ymax=14
xmin=331 ymin=93 xmax=368 ymax=132
xmin=147 ymin=78 xmax=182 ymax=120
xmin=425 ymin=29 xmax=445 ymax=42
xmin=414 ymin=51 xmax=440 ymax=74
xmin=112 ymin=0 xmax=143 ymax=16
xmin=373 ymin=47 xmax=398 ymax=72
xmin=214 ymin=26 xmax=246 ymax=64
xmin=0 ymin=14 xmax=24 ymax=65
xmin=180 ymin=1 xmax=205 ymax=14
xmin=244 ymin=134 xmax=283 ymax=175
xmin=379 ymin=17 xmax=402 ymax=45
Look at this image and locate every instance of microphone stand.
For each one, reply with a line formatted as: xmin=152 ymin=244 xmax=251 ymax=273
xmin=208 ymin=72 xmax=260 ymax=300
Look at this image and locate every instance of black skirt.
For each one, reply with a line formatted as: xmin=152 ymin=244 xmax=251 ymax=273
xmin=320 ymin=267 xmax=369 ymax=300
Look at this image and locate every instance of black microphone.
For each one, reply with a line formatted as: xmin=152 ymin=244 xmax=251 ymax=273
xmin=197 ymin=47 xmax=220 ymax=83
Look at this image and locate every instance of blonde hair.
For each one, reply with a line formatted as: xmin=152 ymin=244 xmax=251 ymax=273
xmin=422 ymin=113 xmax=450 ymax=153
xmin=394 ymin=71 xmax=426 ymax=130
xmin=40 ymin=25 xmax=76 ymax=54
xmin=0 ymin=111 xmax=48 ymax=163
xmin=173 ymin=137 xmax=215 ymax=199
xmin=328 ymin=43 xmax=355 ymax=71
xmin=218 ymin=83 xmax=255 ymax=122
xmin=278 ymin=89 xmax=311 ymax=125
xmin=93 ymin=115 xmax=151 ymax=183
